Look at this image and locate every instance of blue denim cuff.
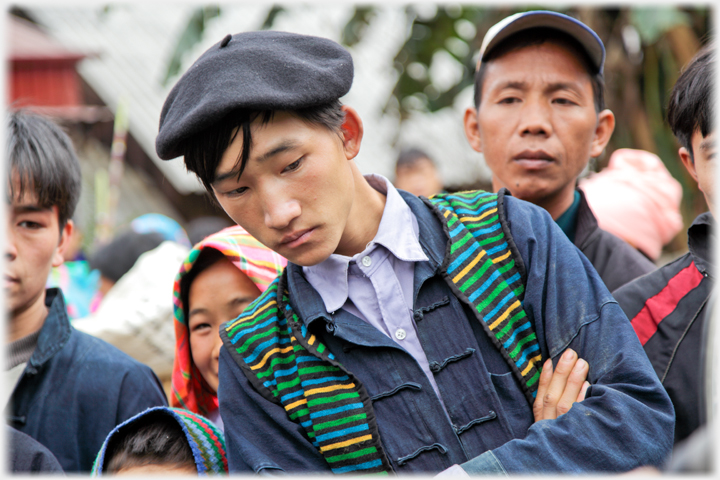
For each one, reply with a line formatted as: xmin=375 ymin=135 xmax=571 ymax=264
xmin=460 ymin=450 xmax=508 ymax=476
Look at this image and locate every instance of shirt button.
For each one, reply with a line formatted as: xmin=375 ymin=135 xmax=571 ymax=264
xmin=395 ymin=328 xmax=407 ymax=340
xmin=361 ymin=256 xmax=372 ymax=267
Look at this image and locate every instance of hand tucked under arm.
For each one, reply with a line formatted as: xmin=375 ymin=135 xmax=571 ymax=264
xmin=533 ymin=348 xmax=590 ymax=422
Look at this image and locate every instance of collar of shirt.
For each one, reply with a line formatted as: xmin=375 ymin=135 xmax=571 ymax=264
xmin=688 ymin=211 xmax=714 ymax=275
xmin=303 ymin=174 xmax=429 ymax=313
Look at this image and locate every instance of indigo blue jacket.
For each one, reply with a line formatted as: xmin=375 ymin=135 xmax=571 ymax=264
xmin=218 ymin=192 xmax=674 ymax=474
xmin=5 ymin=289 xmax=168 ymax=473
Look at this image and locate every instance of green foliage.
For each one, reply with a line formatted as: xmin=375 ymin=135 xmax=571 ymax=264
xmin=161 ymin=6 xmax=221 ymax=87
xmin=342 ymin=6 xmax=377 ymax=47
xmin=261 ymin=6 xmax=285 ymax=30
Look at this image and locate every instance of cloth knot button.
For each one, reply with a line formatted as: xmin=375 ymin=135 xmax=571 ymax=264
xmin=395 ymin=328 xmax=407 ymax=340
xmin=361 ymin=256 xmax=372 ymax=267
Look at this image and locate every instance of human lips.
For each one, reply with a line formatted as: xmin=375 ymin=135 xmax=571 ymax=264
xmin=4 ymin=274 xmax=19 ymax=288
xmin=512 ymin=150 xmax=555 ymax=169
xmin=279 ymin=228 xmax=315 ymax=249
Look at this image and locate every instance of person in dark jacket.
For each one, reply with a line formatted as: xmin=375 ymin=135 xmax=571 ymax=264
xmin=4 ymin=110 xmax=168 ymax=472
xmin=7 ymin=426 xmax=64 ymax=474
xmin=463 ymin=11 xmax=656 ymax=292
xmin=153 ymin=13 xmax=674 ymax=475
xmin=613 ymin=44 xmax=715 ymax=446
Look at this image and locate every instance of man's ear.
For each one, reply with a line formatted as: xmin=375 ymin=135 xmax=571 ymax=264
xmin=463 ymin=107 xmax=483 ymax=153
xmin=340 ymin=106 xmax=364 ymax=160
xmin=52 ymin=218 xmax=74 ymax=268
xmin=678 ymin=146 xmax=700 ymax=183
xmin=589 ymin=109 xmax=616 ymax=158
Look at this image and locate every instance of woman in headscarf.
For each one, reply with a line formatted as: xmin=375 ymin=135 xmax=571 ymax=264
xmin=171 ymin=226 xmax=286 ymax=430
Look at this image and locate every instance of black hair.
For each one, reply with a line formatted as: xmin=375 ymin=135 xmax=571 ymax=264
xmin=473 ymin=27 xmax=605 ymax=113
xmin=89 ymin=230 xmax=165 ymax=283
xmin=180 ymin=247 xmax=226 ymax=323
xmin=396 ymin=148 xmax=435 ymax=170
xmin=181 ymin=101 xmax=346 ymax=201
xmin=7 ymin=110 xmax=82 ymax=227
xmin=103 ymin=411 xmax=195 ymax=474
xmin=667 ymin=44 xmax=714 ymax=162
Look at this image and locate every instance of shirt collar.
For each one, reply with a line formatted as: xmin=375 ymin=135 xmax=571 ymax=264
xmin=688 ymin=211 xmax=714 ymax=274
xmin=302 ymin=174 xmax=429 ymax=313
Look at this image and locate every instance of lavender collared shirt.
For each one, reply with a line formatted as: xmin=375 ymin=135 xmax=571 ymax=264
xmin=303 ymin=175 xmax=450 ymax=403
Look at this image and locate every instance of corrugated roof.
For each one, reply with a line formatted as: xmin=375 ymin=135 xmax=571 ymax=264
xmin=28 ymin=5 xmax=205 ymax=194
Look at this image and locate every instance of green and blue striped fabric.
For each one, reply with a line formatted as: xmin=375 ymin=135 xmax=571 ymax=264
xmin=428 ymin=191 xmax=542 ymax=402
xmin=220 ymin=190 xmax=541 ymax=473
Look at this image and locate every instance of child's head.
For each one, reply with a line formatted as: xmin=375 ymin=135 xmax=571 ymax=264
xmin=6 ymin=111 xmax=81 ymax=320
xmin=667 ymin=44 xmax=715 ymax=214
xmin=172 ymin=226 xmax=286 ymax=415
xmin=93 ymin=407 xmax=227 ymax=476
xmin=156 ymin=32 xmax=367 ymax=266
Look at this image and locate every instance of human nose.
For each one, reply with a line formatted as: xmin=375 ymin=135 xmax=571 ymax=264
xmin=519 ymin=98 xmax=552 ymax=137
xmin=212 ymin=333 xmax=223 ymax=362
xmin=262 ymin=192 xmax=301 ymax=230
xmin=5 ymin=224 xmax=17 ymax=262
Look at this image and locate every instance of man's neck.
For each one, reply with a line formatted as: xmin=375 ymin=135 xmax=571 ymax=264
xmin=537 ymin=187 xmax=577 ymax=221
xmin=8 ymin=290 xmax=48 ymax=344
xmin=334 ymin=165 xmax=387 ymax=257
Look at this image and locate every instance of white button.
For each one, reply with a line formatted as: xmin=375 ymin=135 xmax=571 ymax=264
xmin=361 ymin=256 xmax=372 ymax=267
xmin=395 ymin=328 xmax=407 ymax=340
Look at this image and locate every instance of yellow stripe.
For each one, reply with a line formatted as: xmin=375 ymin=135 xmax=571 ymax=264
xmin=491 ymin=250 xmax=512 ymax=264
xmin=459 ymin=207 xmax=497 ymax=223
xmin=306 ymin=383 xmax=355 ymax=396
xmin=443 ymin=209 xmax=451 ymax=218
xmin=308 ymin=334 xmax=316 ymax=346
xmin=285 ymin=398 xmax=307 ymax=411
xmin=320 ymin=435 xmax=373 ymax=453
xmin=250 ymin=345 xmax=294 ymax=370
xmin=228 ymin=300 xmax=276 ymax=329
xmin=452 ymin=250 xmax=486 ymax=284
xmin=522 ymin=355 xmax=543 ymax=376
xmin=489 ymin=300 xmax=521 ymax=330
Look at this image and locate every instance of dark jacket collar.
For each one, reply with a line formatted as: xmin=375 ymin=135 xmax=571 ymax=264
xmin=573 ymin=188 xmax=600 ymax=250
xmin=286 ymin=191 xmax=444 ymax=328
xmin=28 ymin=288 xmax=72 ymax=371
xmin=688 ymin=212 xmax=714 ymax=275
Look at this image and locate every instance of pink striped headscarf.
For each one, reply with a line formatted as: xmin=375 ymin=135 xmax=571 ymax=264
xmin=171 ymin=225 xmax=286 ymax=416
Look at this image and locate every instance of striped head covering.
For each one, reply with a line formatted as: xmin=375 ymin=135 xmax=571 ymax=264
xmin=91 ymin=407 xmax=228 ymax=475
xmin=171 ymin=225 xmax=286 ymax=416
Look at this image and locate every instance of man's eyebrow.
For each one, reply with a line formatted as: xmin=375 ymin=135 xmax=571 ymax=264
xmin=545 ymin=81 xmax=583 ymax=94
xmin=699 ymin=138 xmax=715 ymax=152
xmin=493 ymin=80 xmax=527 ymax=91
xmin=213 ymin=140 xmax=300 ymax=186
xmin=13 ymin=204 xmax=49 ymax=213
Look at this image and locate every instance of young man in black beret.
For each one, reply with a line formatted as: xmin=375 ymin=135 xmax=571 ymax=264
xmin=156 ymin=19 xmax=673 ymax=475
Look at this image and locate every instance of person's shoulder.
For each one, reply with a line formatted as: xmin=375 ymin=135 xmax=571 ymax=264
xmin=67 ymin=327 xmax=158 ymax=374
xmin=594 ymin=226 xmax=656 ymax=268
xmin=613 ymin=252 xmax=693 ymax=303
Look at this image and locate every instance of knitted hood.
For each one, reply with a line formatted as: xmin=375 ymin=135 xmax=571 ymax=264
xmin=171 ymin=225 xmax=286 ymax=415
xmin=91 ymin=407 xmax=227 ymax=475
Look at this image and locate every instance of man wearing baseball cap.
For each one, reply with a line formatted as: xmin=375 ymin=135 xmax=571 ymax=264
xmin=155 ymin=25 xmax=672 ymax=475
xmin=464 ymin=10 xmax=656 ymax=292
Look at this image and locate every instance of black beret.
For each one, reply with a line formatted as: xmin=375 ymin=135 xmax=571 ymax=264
xmin=156 ymin=30 xmax=354 ymax=160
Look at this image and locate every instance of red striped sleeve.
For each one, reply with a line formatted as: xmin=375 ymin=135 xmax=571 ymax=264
xmin=631 ymin=262 xmax=704 ymax=345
